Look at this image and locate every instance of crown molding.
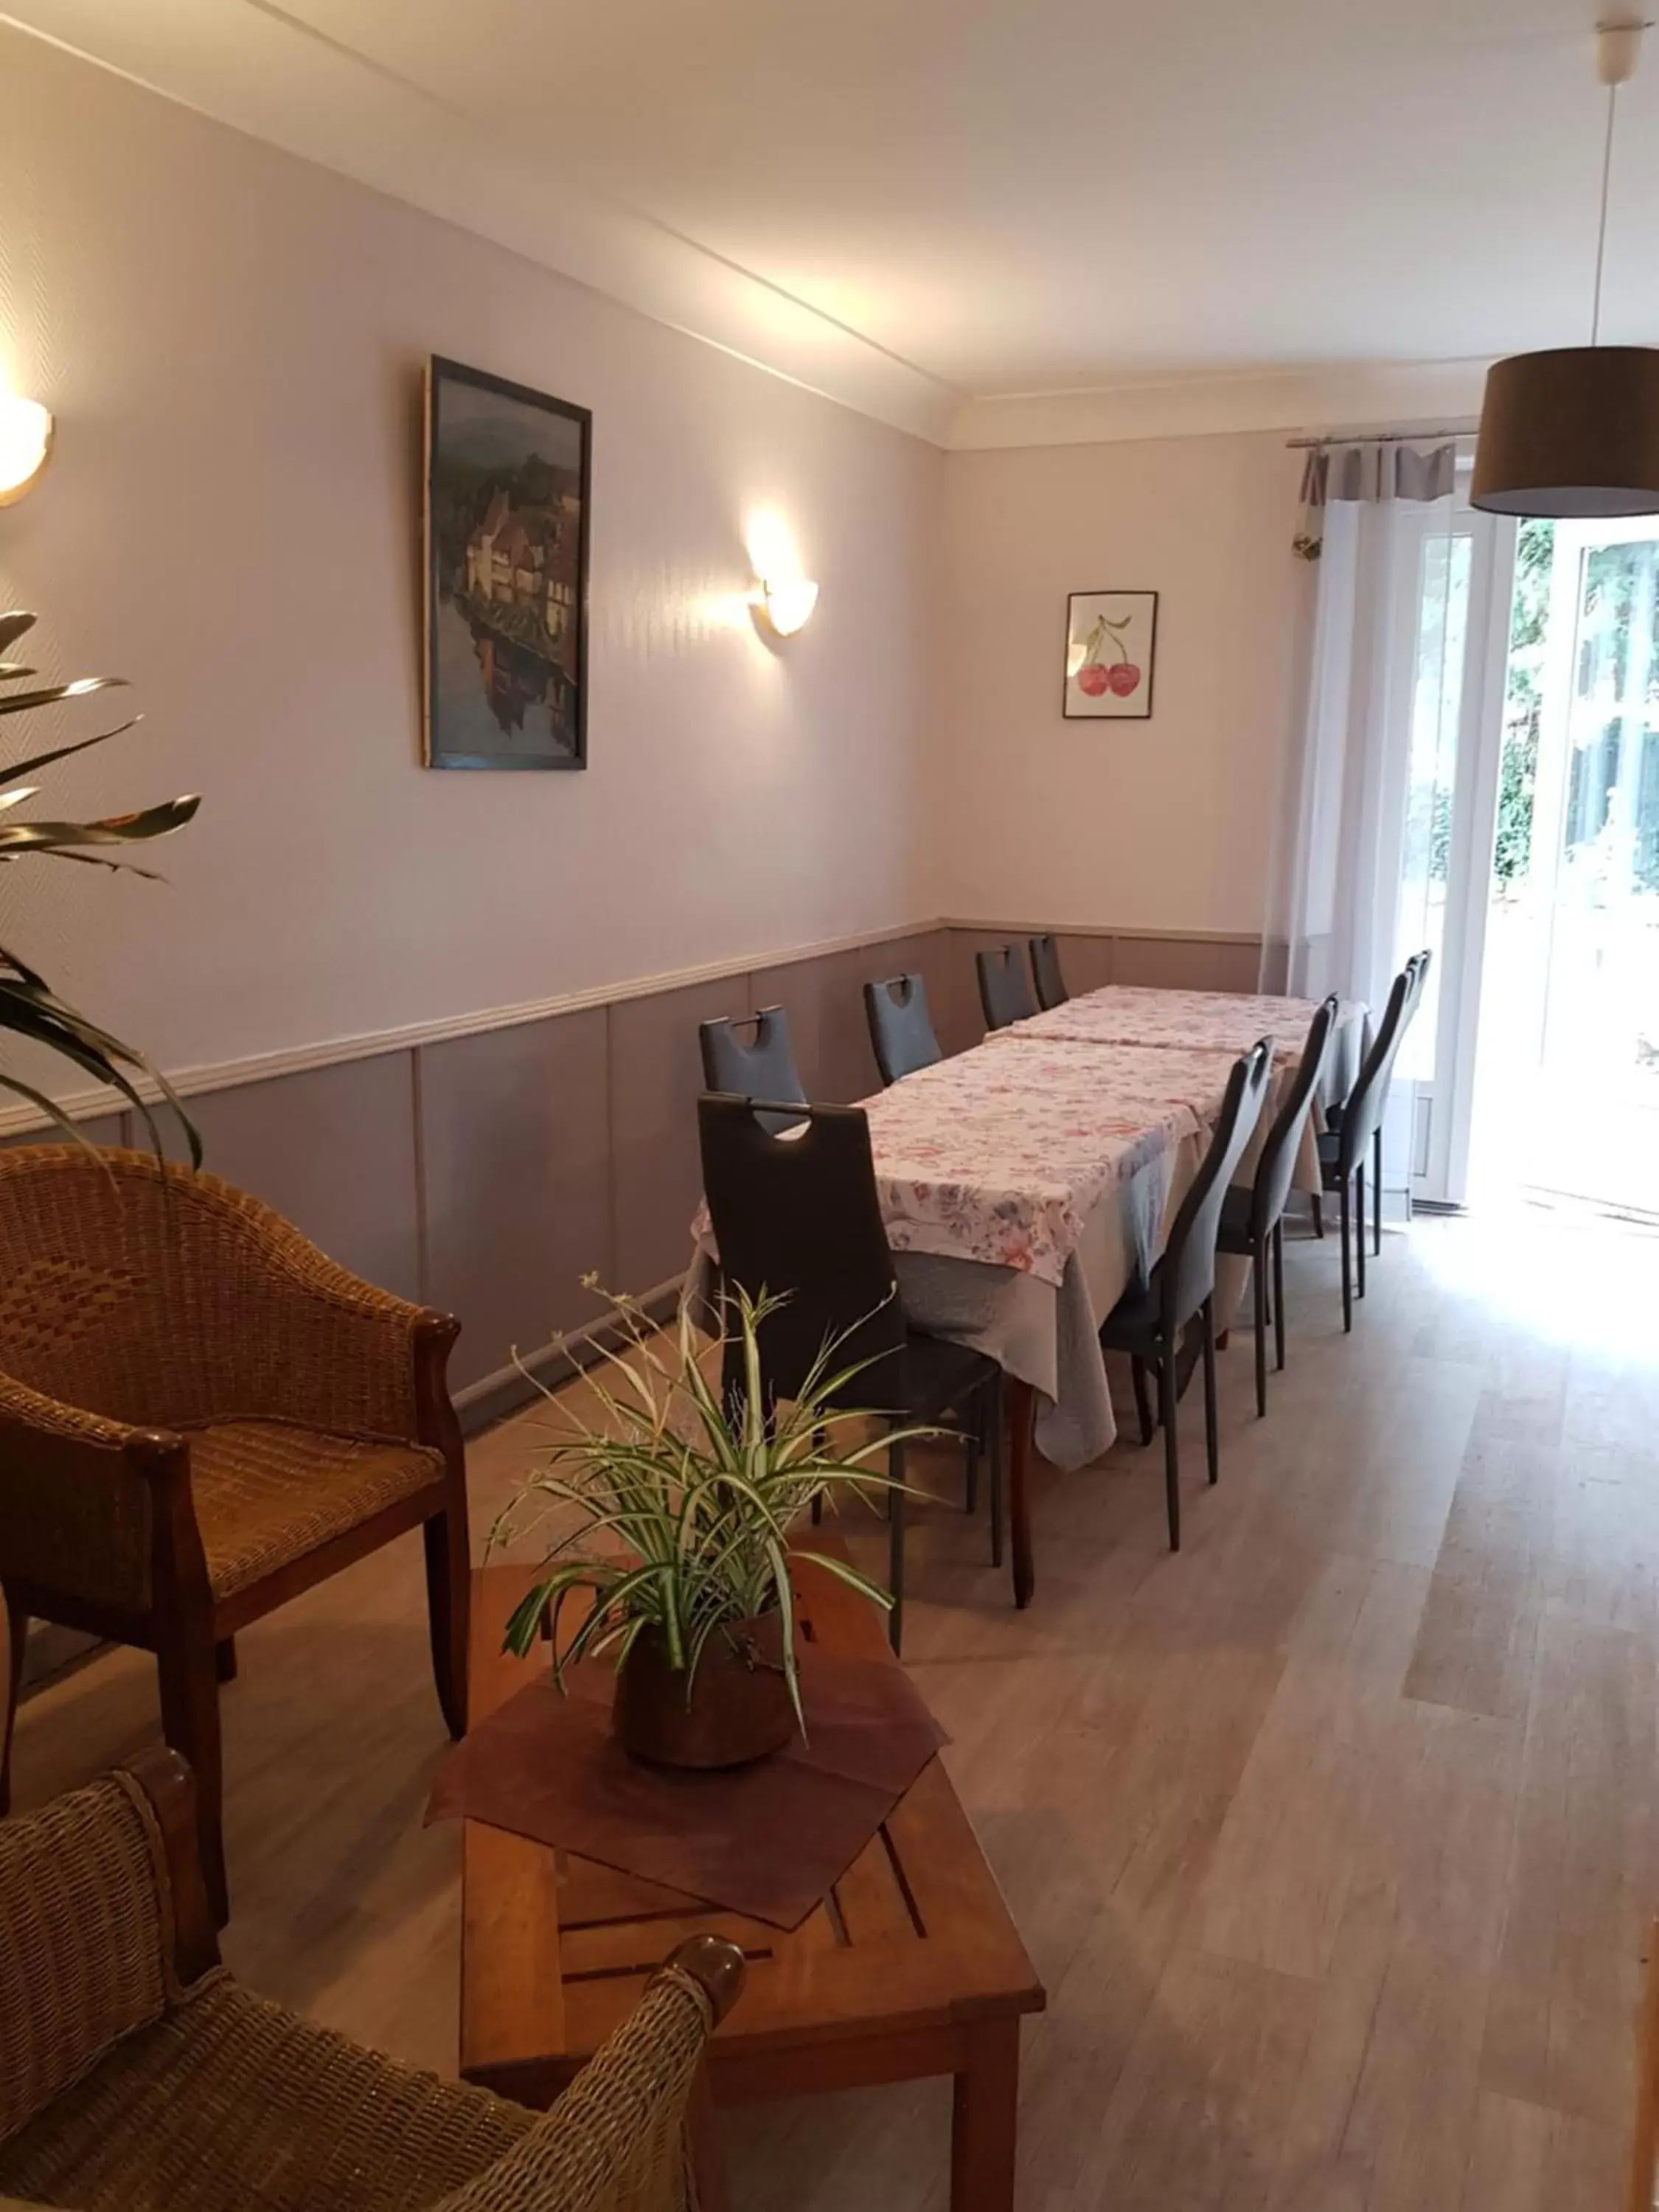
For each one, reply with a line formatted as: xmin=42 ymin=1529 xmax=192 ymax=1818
xmin=0 ymin=3 xmax=961 ymax=445
xmin=947 ymin=356 xmax=1492 ymax=451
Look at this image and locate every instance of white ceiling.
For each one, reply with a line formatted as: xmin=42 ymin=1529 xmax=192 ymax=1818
xmin=7 ymin=0 xmax=1658 ymax=444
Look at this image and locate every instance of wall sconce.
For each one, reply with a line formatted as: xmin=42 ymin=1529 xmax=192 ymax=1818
xmin=751 ymin=573 xmax=818 ymax=638
xmin=0 ymin=395 xmax=53 ymax=507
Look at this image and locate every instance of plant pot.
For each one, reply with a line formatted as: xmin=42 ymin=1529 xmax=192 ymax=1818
xmin=613 ymin=1613 xmax=796 ymax=1770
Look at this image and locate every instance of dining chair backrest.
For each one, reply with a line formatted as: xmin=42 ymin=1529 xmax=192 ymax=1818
xmin=698 ymin=1092 xmax=907 ymax=1415
xmin=863 ymin=973 xmax=942 ymax=1087
xmin=1029 ymin=934 xmax=1070 ymax=1012
xmin=1247 ymin=996 xmax=1340 ymax=1240
xmin=698 ymin=1007 xmax=806 ymax=1134
xmin=1160 ymin=1040 xmax=1274 ymax=1330
xmin=977 ymin=945 xmax=1037 ymax=1032
xmin=1336 ymin=963 xmax=1418 ymax=1174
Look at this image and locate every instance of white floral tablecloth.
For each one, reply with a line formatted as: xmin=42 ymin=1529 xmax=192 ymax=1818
xmin=852 ymin=1046 xmax=1194 ymax=1290
xmin=1009 ymin=985 xmax=1354 ymax=1058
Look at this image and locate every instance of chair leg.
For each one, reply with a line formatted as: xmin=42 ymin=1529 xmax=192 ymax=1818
xmin=1340 ymin=1178 xmax=1353 ymax=1333
xmin=1273 ymin=1220 xmax=1287 ymax=1373
xmin=1130 ymin=1355 xmax=1155 ymax=1445
xmin=157 ymin=1624 xmax=227 ymax=1927
xmin=1310 ymin=1192 xmax=1325 ymax=1239
xmin=1253 ymin=1246 xmax=1268 ymax=1419
xmin=1202 ymin=1298 xmax=1220 ymax=1483
xmin=1158 ymin=1352 xmax=1180 ymax=1551
xmin=1 ymin=1590 xmax=27 ymax=1819
xmin=1356 ymin=1164 xmax=1368 ymax=1301
xmin=423 ymin=1503 xmax=471 ymax=1741
xmin=964 ymin=1410 xmax=980 ymax=1517
xmin=810 ymin=1492 xmax=824 ymax=1526
xmin=215 ymin=1637 xmax=237 ymax=1685
xmin=1373 ymin=1124 xmax=1383 ymax=1256
xmin=987 ymin=1374 xmax=1005 ymax=1570
xmin=888 ymin=1430 xmax=906 ymax=1655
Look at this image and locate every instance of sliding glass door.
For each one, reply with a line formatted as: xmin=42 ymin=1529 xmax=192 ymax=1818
xmin=1467 ymin=519 xmax=1659 ymax=1214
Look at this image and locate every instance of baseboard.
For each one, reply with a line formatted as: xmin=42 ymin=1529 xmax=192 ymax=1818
xmin=456 ymin=1274 xmax=686 ymax=1437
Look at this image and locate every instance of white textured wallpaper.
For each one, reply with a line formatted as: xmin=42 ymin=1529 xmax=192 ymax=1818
xmin=0 ymin=27 xmax=942 ymax=1078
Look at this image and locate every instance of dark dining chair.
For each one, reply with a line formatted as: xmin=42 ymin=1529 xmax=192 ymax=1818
xmin=698 ymin=1093 xmax=1004 ymax=1651
xmin=1099 ymin=1041 xmax=1273 ymax=1550
xmin=863 ymin=973 xmax=942 ymax=1087
xmin=1029 ymin=934 xmax=1070 ymax=1012
xmin=1216 ymin=995 xmax=1339 ymax=1416
xmin=698 ymin=1007 xmax=806 ymax=1133
xmin=976 ymin=945 xmax=1037 ymax=1032
xmin=1316 ymin=954 xmax=1428 ymax=1330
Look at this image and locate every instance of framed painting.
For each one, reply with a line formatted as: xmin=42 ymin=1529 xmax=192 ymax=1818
xmin=423 ymin=355 xmax=591 ymax=770
xmin=1062 ymin=590 xmax=1158 ymax=720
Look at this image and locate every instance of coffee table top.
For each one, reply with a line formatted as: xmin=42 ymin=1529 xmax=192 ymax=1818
xmin=459 ymin=1551 xmax=1044 ymax=2101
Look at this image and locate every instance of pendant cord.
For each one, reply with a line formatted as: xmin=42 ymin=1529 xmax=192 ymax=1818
xmin=1591 ymin=79 xmax=1618 ymax=344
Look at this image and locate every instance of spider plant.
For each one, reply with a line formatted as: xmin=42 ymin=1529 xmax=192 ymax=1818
xmin=0 ymin=611 xmax=200 ymax=1162
xmin=492 ymin=1284 xmax=932 ymax=1737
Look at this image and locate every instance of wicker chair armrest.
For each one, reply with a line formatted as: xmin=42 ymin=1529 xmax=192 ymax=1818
xmin=0 ymin=1376 xmax=181 ymax=1613
xmin=432 ymin=1941 xmax=745 ymax=2212
xmin=0 ymin=1757 xmax=203 ymax=2145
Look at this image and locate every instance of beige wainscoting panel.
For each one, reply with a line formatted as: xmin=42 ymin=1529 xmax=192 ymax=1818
xmin=419 ymin=1008 xmax=612 ymax=1391
xmin=607 ymin=972 xmax=754 ymax=1300
xmin=185 ymin=1053 xmax=422 ymax=1301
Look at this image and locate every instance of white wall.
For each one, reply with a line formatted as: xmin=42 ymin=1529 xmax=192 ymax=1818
xmin=934 ymin=432 xmax=1310 ymax=935
xmin=0 ymin=27 xmax=942 ymax=1077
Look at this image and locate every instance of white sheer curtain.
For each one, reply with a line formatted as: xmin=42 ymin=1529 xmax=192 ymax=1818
xmin=1272 ymin=439 xmax=1459 ymax=1029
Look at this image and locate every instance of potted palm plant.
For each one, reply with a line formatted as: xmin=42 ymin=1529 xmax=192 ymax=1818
xmin=0 ymin=611 xmax=200 ymax=1158
xmin=493 ymin=1286 xmax=924 ymax=1769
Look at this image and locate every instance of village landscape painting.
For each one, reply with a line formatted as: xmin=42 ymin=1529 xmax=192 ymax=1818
xmin=423 ymin=356 xmax=591 ymax=770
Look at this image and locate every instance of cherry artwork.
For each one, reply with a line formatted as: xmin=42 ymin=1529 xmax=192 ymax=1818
xmin=1072 ymin=611 xmax=1140 ymax=699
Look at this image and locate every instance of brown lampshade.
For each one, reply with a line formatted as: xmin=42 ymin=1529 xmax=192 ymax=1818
xmin=1471 ymin=346 xmax=1659 ymax=518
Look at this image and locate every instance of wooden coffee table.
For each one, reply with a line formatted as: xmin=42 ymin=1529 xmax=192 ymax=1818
xmin=459 ymin=1551 xmax=1045 ymax=2211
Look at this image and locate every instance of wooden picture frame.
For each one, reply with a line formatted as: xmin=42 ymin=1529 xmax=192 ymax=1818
xmin=1062 ymin=590 xmax=1158 ymax=720
xmin=422 ymin=355 xmax=591 ymax=771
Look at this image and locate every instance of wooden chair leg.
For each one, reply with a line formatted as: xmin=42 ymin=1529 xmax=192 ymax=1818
xmin=1201 ymin=1297 xmax=1220 ymax=1483
xmin=423 ymin=1504 xmax=471 ymax=1741
xmin=156 ymin=1625 xmax=227 ymax=1927
xmin=215 ymin=1637 xmax=237 ymax=1685
xmin=1158 ymin=1352 xmax=1180 ymax=1551
xmin=1253 ymin=1247 xmax=1268 ymax=1418
xmin=986 ymin=1375 xmax=1004 ymax=1571
xmin=1373 ymin=1124 xmax=1383 ymax=1255
xmin=1340 ymin=1178 xmax=1353 ymax=1333
xmin=810 ymin=1492 xmax=824 ymax=1526
xmin=1 ymin=1590 xmax=27 ymax=1818
xmin=1310 ymin=1192 xmax=1325 ymax=1239
xmin=1356 ymin=1164 xmax=1368 ymax=1301
xmin=887 ymin=1430 xmax=906 ymax=1655
xmin=1131 ymin=1355 xmax=1155 ymax=1446
xmin=1273 ymin=1220 xmax=1287 ymax=1372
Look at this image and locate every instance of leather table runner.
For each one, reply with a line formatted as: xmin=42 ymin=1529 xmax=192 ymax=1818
xmin=427 ymin=1641 xmax=945 ymax=1930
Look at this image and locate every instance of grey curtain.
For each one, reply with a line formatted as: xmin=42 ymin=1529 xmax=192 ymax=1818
xmin=1294 ymin=439 xmax=1458 ymax=559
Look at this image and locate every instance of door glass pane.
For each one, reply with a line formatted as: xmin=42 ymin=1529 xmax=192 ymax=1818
xmin=1472 ymin=522 xmax=1659 ymax=1214
xmin=1395 ymin=528 xmax=1471 ymax=1084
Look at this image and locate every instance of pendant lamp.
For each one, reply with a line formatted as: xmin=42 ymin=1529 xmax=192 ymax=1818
xmin=1471 ymin=18 xmax=1659 ymax=518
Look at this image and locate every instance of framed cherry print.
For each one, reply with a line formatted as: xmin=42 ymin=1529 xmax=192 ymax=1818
xmin=1062 ymin=591 xmax=1158 ymax=720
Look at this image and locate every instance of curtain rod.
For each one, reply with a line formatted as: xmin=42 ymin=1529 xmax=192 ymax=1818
xmin=1287 ymin=427 xmax=1475 ymax=451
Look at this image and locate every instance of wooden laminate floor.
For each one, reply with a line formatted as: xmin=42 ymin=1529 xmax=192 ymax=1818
xmin=9 ymin=1200 xmax=1657 ymax=2209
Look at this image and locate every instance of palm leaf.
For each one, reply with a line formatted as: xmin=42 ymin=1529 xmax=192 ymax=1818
xmin=0 ymin=676 xmax=127 ymax=719
xmin=0 ymin=614 xmax=36 ymax=655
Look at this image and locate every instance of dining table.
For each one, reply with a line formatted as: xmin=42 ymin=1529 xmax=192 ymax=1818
xmin=688 ymin=984 xmax=1366 ymax=1608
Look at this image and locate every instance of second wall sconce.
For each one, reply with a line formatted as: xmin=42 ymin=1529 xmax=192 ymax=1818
xmin=751 ymin=572 xmax=819 ymax=638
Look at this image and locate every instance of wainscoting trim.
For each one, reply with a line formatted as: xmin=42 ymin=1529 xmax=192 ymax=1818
xmin=0 ymin=914 xmax=944 ymax=1136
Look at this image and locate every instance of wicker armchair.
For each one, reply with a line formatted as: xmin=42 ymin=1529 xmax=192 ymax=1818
xmin=0 ymin=1750 xmax=744 ymax=2212
xmin=0 ymin=1146 xmax=473 ymax=1924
